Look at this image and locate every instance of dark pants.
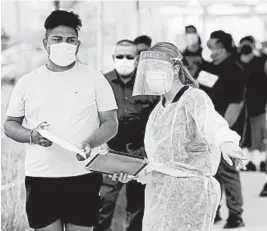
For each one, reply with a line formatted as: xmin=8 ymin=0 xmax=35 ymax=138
xmin=215 ymin=158 xmax=244 ymax=220
xmin=214 ymin=103 xmax=245 ymax=220
xmin=96 ymin=176 xmax=145 ymax=231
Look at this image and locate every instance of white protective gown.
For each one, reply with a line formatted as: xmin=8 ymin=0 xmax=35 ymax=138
xmin=141 ymin=87 xmax=240 ymax=231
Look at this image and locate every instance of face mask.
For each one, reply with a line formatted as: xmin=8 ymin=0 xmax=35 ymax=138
xmin=210 ymin=49 xmax=226 ymax=63
xmin=145 ymin=70 xmax=173 ymax=94
xmin=240 ymin=45 xmax=253 ymax=55
xmin=202 ymin=47 xmax=213 ymax=62
xmin=186 ymin=33 xmax=199 ymax=46
xmin=49 ymin=43 xmax=77 ymax=67
xmin=114 ymin=57 xmax=136 ymax=76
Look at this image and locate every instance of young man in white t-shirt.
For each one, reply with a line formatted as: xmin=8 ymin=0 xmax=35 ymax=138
xmin=4 ymin=10 xmax=118 ymax=231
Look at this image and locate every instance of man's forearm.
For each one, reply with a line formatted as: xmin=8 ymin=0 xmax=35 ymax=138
xmin=4 ymin=121 xmax=31 ymax=143
xmin=85 ymin=120 xmax=118 ymax=149
xmin=199 ymin=60 xmax=218 ymax=75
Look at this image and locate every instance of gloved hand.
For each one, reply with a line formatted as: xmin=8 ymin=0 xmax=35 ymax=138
xmin=220 ymin=142 xmax=247 ymax=170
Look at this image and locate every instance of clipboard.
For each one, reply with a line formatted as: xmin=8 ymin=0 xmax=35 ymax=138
xmin=85 ymin=149 xmax=149 ymax=176
xmin=197 ymin=71 xmax=218 ymax=88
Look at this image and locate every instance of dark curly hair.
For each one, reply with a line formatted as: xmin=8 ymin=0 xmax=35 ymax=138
xmin=44 ymin=10 xmax=82 ymax=37
xmin=134 ymin=35 xmax=152 ymax=47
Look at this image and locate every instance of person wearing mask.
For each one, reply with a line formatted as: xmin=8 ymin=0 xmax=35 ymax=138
xmin=134 ymin=35 xmax=152 ymax=55
xmin=96 ymin=40 xmax=158 ymax=231
xmin=3 ymin=10 xmax=118 ymax=231
xmin=108 ymin=42 xmax=246 ymax=231
xmin=238 ymin=36 xmax=267 ymax=196
xmin=238 ymin=36 xmax=262 ymax=58
xmin=198 ymin=30 xmax=246 ymax=228
xmin=238 ymin=36 xmax=267 ymax=173
xmin=183 ymin=25 xmax=203 ymax=79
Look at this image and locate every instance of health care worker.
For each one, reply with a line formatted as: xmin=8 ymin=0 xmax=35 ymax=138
xmin=109 ymin=42 xmax=246 ymax=231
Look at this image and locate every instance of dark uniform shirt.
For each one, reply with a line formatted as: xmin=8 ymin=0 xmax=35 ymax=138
xmin=199 ymin=55 xmax=246 ymax=137
xmin=242 ymin=56 xmax=267 ymax=117
xmin=104 ymin=70 xmax=159 ymax=155
xmin=200 ymin=55 xmax=245 ymax=116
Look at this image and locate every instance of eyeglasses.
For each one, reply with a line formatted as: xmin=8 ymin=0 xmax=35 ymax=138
xmin=115 ymin=55 xmax=135 ymax=60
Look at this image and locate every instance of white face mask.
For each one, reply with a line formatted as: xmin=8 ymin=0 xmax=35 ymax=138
xmin=145 ymin=70 xmax=173 ymax=94
xmin=186 ymin=33 xmax=199 ymax=46
xmin=202 ymin=47 xmax=213 ymax=62
xmin=49 ymin=43 xmax=77 ymax=67
xmin=114 ymin=57 xmax=136 ymax=76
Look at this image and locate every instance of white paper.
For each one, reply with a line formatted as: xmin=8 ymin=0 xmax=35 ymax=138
xmin=38 ymin=130 xmax=87 ymax=159
xmin=197 ymin=71 xmax=218 ymax=88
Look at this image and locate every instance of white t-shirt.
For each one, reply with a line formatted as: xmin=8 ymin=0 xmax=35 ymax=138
xmin=6 ymin=62 xmax=118 ymax=177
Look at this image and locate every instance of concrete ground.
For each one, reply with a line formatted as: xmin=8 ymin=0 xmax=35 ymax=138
xmin=213 ymin=172 xmax=267 ymax=231
xmin=111 ymin=172 xmax=267 ymax=231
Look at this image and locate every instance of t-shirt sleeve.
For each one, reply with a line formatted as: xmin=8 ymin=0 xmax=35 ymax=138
xmin=6 ymin=77 xmax=26 ymax=117
xmin=93 ymin=71 xmax=118 ymax=112
xmin=228 ymin=63 xmax=245 ymax=103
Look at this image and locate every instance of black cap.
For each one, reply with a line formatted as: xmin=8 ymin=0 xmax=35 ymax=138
xmin=210 ymin=30 xmax=236 ymax=53
xmin=239 ymin=35 xmax=255 ymax=45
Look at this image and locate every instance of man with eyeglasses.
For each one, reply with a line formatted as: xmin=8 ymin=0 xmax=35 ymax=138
xmin=96 ymin=40 xmax=159 ymax=231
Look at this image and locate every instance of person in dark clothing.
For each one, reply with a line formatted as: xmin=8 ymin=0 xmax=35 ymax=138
xmin=96 ymin=40 xmax=158 ymax=231
xmin=198 ymin=30 xmax=246 ymax=229
xmin=134 ymin=35 xmax=152 ymax=55
xmin=183 ymin=25 xmax=203 ymax=79
xmin=238 ymin=36 xmax=267 ymax=196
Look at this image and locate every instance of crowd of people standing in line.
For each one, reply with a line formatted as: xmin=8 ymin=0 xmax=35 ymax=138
xmin=98 ymin=26 xmax=267 ymax=230
xmin=182 ymin=25 xmax=267 ymax=194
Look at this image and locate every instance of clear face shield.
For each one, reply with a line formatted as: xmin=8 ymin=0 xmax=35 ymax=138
xmin=133 ymin=51 xmax=175 ymax=96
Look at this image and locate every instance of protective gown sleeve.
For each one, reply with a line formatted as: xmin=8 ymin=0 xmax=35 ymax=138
xmin=185 ymin=89 xmax=241 ymax=148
